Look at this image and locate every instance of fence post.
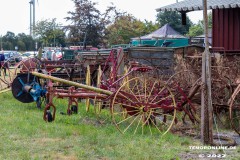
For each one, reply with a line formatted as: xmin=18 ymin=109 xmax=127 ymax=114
xmin=201 ymin=0 xmax=213 ymax=145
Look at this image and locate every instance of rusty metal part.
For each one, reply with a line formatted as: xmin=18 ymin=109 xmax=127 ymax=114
xmin=10 ymin=46 xmax=240 ymax=136
xmin=228 ymin=84 xmax=240 ymax=135
xmin=174 ymin=52 xmax=240 ymax=129
xmin=111 ymin=75 xmax=177 ymax=135
xmin=0 ymin=61 xmax=18 ymax=91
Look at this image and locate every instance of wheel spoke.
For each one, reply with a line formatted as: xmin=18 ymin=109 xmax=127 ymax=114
xmin=16 ymin=90 xmax=23 ymax=97
xmin=136 ymin=79 xmax=143 ymax=102
xmin=127 ymin=83 xmax=141 ymax=103
xmin=112 ymin=108 xmax=138 ymax=115
xmin=148 ymin=114 xmax=162 ymax=133
xmin=150 ymin=86 xmax=167 ymax=103
xmin=118 ymin=92 xmax=140 ymax=107
xmin=123 ymin=114 xmax=140 ymax=133
xmin=146 ymin=80 xmax=158 ymax=103
xmin=152 ymin=94 xmax=173 ymax=105
xmin=134 ymin=114 xmax=143 ymax=134
xmin=116 ymin=111 xmax=139 ymax=125
xmin=111 ymin=76 xmax=176 ymax=136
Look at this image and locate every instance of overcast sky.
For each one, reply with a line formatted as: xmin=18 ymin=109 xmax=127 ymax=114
xmin=0 ymin=0 xmax=203 ymax=36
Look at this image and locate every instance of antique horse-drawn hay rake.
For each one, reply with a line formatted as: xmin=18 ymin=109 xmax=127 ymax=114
xmin=1 ymin=46 xmax=240 ymax=136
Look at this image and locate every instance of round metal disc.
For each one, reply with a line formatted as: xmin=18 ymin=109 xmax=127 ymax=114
xmin=12 ymin=73 xmax=36 ymax=103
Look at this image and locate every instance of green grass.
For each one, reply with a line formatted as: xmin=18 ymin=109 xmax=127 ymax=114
xmin=0 ymin=91 xmax=237 ymax=160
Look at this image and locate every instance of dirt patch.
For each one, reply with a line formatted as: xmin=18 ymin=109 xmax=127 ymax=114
xmin=33 ymin=137 xmax=62 ymax=145
xmin=178 ymin=152 xmax=203 ymax=160
xmin=51 ymin=153 xmax=78 ymax=160
xmin=178 ymin=131 xmax=240 ymax=160
xmin=80 ymin=117 xmax=106 ymax=126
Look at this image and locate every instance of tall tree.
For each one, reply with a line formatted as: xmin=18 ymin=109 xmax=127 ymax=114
xmin=34 ymin=18 xmax=65 ymax=47
xmin=156 ymin=11 xmax=193 ymax=35
xmin=17 ymin=33 xmax=35 ymax=51
xmin=106 ymin=14 xmax=158 ymax=45
xmin=65 ymin=0 xmax=121 ymax=47
xmin=1 ymin=32 xmax=35 ymax=51
xmin=2 ymin=32 xmax=16 ymax=50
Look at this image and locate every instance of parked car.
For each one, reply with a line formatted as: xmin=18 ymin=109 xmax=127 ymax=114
xmin=21 ymin=51 xmax=37 ymax=60
xmin=3 ymin=51 xmax=22 ymax=65
xmin=12 ymin=52 xmax=22 ymax=62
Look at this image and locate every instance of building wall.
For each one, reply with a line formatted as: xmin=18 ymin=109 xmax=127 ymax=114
xmin=212 ymin=8 xmax=240 ymax=52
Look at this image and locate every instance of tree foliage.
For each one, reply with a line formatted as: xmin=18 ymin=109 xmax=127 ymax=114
xmin=65 ymin=0 xmax=122 ymax=47
xmin=17 ymin=33 xmax=35 ymax=51
xmin=188 ymin=23 xmax=204 ymax=37
xmin=0 ymin=32 xmax=35 ymax=51
xmin=207 ymin=12 xmax=212 ymax=28
xmin=156 ymin=11 xmax=193 ymax=35
xmin=187 ymin=12 xmax=212 ymax=37
xmin=106 ymin=14 xmax=158 ymax=45
xmin=34 ymin=18 xmax=66 ymax=47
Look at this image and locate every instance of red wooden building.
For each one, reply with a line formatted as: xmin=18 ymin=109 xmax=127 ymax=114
xmin=156 ymin=0 xmax=240 ymax=53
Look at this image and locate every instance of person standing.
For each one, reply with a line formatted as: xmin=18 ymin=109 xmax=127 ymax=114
xmin=0 ymin=50 xmax=6 ymax=76
xmin=51 ymin=50 xmax=57 ymax=61
xmin=37 ymin=47 xmax=43 ymax=59
xmin=46 ymin=48 xmax=52 ymax=60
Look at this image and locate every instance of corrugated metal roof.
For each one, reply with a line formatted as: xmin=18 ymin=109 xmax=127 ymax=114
xmin=156 ymin=0 xmax=240 ymax=12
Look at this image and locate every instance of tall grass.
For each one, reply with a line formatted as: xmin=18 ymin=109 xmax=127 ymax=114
xmin=0 ymin=92 xmax=214 ymax=159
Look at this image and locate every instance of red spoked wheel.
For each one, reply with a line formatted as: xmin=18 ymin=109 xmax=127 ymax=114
xmin=111 ymin=76 xmax=177 ymax=135
xmin=15 ymin=57 xmax=40 ymax=73
xmin=0 ymin=61 xmax=17 ymax=92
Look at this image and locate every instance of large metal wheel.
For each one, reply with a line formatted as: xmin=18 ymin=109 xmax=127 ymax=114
xmin=111 ymin=76 xmax=177 ymax=135
xmin=0 ymin=61 xmax=18 ymax=92
xmin=11 ymin=73 xmax=36 ymax=103
xmin=11 ymin=73 xmax=46 ymax=108
xmin=15 ymin=58 xmax=40 ymax=73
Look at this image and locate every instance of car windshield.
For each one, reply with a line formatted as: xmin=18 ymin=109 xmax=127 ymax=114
xmin=4 ymin=53 xmax=11 ymax=58
xmin=22 ymin=53 xmax=31 ymax=56
xmin=14 ymin=52 xmax=21 ymax=56
xmin=23 ymin=52 xmax=36 ymax=57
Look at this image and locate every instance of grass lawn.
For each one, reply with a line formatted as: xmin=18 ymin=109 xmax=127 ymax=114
xmin=0 ymin=91 xmax=239 ymax=160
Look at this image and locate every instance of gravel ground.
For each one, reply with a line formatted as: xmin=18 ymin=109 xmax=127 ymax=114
xmin=175 ymin=127 xmax=240 ymax=159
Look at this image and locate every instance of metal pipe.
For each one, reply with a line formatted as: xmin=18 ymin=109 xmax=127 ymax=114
xmin=31 ymin=72 xmax=113 ymax=96
xmin=29 ymin=1 xmax=32 ymax=36
xmin=33 ymin=0 xmax=35 ymax=37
